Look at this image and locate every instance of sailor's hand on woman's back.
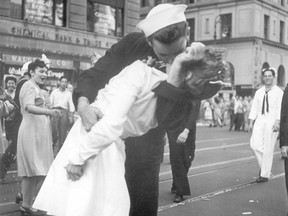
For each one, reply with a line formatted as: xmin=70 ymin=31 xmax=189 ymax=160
xmin=77 ymin=97 xmax=104 ymax=131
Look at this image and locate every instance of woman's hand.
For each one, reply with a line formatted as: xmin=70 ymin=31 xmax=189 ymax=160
xmin=51 ymin=109 xmax=61 ymax=117
xmin=65 ymin=163 xmax=85 ymax=181
xmin=77 ymin=98 xmax=104 ymax=132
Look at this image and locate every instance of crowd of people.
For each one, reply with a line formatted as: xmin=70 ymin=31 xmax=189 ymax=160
xmin=0 ymin=3 xmax=288 ymax=216
xmin=201 ymin=95 xmax=253 ymax=131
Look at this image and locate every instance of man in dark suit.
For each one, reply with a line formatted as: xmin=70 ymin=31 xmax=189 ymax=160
xmin=72 ymin=4 xmax=220 ymax=216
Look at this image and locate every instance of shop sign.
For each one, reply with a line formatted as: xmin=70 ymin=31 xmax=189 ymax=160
xmin=2 ymin=54 xmax=74 ymax=69
xmin=0 ymin=19 xmax=119 ymax=49
xmin=239 ymin=85 xmax=253 ymax=89
xmin=79 ymin=62 xmax=92 ymax=71
xmin=47 ymin=71 xmax=64 ymax=78
xmin=8 ymin=66 xmax=22 ymax=76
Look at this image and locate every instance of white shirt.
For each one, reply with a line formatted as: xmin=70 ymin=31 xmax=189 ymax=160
xmin=50 ymin=88 xmax=75 ymax=112
xmin=68 ymin=60 xmax=167 ymax=165
xmin=249 ymin=85 xmax=283 ymax=121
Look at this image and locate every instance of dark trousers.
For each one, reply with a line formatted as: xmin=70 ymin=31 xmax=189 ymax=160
xmin=51 ymin=108 xmax=69 ymax=154
xmin=284 ymin=158 xmax=288 ymax=195
xmin=125 ymin=127 xmax=165 ymax=216
xmin=0 ymin=118 xmax=20 ymax=180
xmin=167 ymin=126 xmax=196 ymax=196
xmin=229 ymin=112 xmax=235 ymax=131
xmin=235 ymin=113 xmax=244 ymax=131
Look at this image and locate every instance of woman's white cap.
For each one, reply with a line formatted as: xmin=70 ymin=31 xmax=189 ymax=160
xmin=137 ymin=4 xmax=187 ymax=37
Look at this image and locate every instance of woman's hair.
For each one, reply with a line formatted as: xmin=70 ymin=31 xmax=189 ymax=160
xmin=148 ymin=21 xmax=188 ymax=45
xmin=5 ymin=76 xmax=17 ymax=85
xmin=184 ymin=46 xmax=229 ymax=96
xmin=186 ymin=47 xmax=228 ymax=80
xmin=27 ymin=59 xmax=47 ymax=77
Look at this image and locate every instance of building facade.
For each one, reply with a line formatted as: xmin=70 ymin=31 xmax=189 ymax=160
xmin=0 ymin=0 xmax=140 ymax=91
xmin=141 ymin=0 xmax=288 ymax=96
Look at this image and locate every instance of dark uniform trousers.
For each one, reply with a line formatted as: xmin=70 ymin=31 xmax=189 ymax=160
xmin=167 ymin=125 xmax=196 ymax=196
xmin=280 ymin=84 xmax=288 ymax=197
xmin=125 ymin=127 xmax=165 ymax=216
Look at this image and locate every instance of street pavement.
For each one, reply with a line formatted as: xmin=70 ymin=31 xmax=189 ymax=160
xmin=158 ymin=125 xmax=288 ymax=216
xmin=0 ymin=125 xmax=287 ymax=216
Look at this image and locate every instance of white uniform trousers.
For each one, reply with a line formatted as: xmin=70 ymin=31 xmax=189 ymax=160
xmin=250 ymin=115 xmax=278 ymax=178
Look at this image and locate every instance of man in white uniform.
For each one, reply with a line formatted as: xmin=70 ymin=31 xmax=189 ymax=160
xmin=249 ymin=67 xmax=283 ymax=182
xmin=50 ymin=76 xmax=75 ymax=154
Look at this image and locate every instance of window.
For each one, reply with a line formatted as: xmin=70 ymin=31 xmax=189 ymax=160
xmin=9 ymin=0 xmax=67 ymax=26
xmin=188 ymin=0 xmax=195 ymax=3
xmin=10 ymin=0 xmax=23 ymax=19
xmin=141 ymin=0 xmax=150 ymax=7
xmin=187 ymin=18 xmax=195 ymax=42
xmin=205 ymin=18 xmax=209 ymax=34
xmin=220 ymin=13 xmax=232 ymax=38
xmin=54 ymin=0 xmax=66 ymax=26
xmin=87 ymin=1 xmax=123 ymax=37
xmin=277 ymin=65 xmax=285 ymax=87
xmin=155 ymin=0 xmax=162 ymax=5
xmin=281 ymin=0 xmax=285 ymax=6
xmin=280 ymin=20 xmax=285 ymax=43
xmin=264 ymin=15 xmax=269 ymax=39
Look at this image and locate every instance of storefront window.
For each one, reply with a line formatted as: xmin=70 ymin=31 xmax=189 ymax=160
xmin=22 ymin=0 xmax=66 ymax=26
xmin=87 ymin=1 xmax=123 ymax=37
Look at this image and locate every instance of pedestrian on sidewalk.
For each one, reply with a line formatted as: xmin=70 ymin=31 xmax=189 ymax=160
xmin=228 ymin=95 xmax=236 ymax=131
xmin=0 ymin=95 xmax=16 ymax=182
xmin=50 ymin=76 xmax=75 ymax=155
xmin=17 ymin=59 xmax=61 ymax=215
xmin=167 ymin=100 xmax=200 ymax=203
xmin=0 ymin=62 xmax=30 ymax=184
xmin=249 ymin=67 xmax=283 ymax=183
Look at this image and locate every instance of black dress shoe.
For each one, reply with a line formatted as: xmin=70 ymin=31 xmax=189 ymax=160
xmin=16 ymin=192 xmax=23 ymax=204
xmin=256 ymin=176 xmax=268 ymax=183
xmin=20 ymin=205 xmax=46 ymax=216
xmin=173 ymin=195 xmax=184 ymax=203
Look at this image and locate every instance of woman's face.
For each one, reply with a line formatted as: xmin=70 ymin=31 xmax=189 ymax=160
xmin=6 ymin=80 xmax=16 ymax=92
xmin=31 ymin=66 xmax=48 ymax=85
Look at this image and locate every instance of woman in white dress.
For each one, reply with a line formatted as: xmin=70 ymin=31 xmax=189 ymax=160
xmin=33 ymin=44 xmax=228 ymax=216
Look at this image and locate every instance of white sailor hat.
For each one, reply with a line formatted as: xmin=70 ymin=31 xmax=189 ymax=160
xmin=137 ymin=4 xmax=187 ymax=37
xmin=20 ymin=61 xmax=32 ymax=76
